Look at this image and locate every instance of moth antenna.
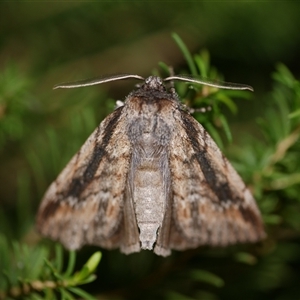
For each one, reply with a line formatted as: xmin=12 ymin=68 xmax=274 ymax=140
xmin=164 ymin=75 xmax=254 ymax=92
xmin=53 ymin=74 xmax=145 ymax=89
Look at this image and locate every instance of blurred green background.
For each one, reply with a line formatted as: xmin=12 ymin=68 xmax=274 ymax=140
xmin=1 ymin=2 xmax=300 ymax=300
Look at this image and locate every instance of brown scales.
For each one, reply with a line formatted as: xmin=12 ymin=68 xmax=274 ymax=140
xmin=36 ymin=75 xmax=265 ymax=256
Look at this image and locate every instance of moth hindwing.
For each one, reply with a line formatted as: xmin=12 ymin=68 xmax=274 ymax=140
xmin=36 ymin=75 xmax=265 ymax=257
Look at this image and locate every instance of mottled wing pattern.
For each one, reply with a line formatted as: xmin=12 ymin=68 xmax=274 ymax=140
xmin=36 ymin=107 xmax=140 ymax=253
xmin=163 ymin=108 xmax=265 ymax=251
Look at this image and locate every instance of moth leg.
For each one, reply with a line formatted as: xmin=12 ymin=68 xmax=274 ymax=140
xmin=167 ymin=66 xmax=176 ymax=96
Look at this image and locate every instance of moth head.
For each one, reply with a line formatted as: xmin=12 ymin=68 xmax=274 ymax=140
xmin=142 ymin=76 xmax=166 ymax=92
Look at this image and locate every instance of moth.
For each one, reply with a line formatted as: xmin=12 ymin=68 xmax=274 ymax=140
xmin=36 ymin=73 xmax=265 ymax=256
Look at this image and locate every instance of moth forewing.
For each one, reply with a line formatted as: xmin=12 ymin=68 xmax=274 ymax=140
xmin=168 ymin=110 xmax=265 ymax=248
xmin=36 ymin=74 xmax=265 ymax=256
xmin=36 ymin=107 xmax=138 ymax=251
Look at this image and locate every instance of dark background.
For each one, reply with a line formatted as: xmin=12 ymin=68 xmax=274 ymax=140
xmin=1 ymin=2 xmax=300 ymax=300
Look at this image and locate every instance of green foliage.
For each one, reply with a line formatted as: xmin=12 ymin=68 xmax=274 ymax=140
xmin=0 ymin=235 xmax=101 ymax=300
xmin=0 ymin=63 xmax=33 ymax=149
xmin=232 ymin=62 xmax=300 ymax=230
xmin=171 ymin=33 xmax=251 ymax=149
xmin=0 ymin=27 xmax=300 ymax=300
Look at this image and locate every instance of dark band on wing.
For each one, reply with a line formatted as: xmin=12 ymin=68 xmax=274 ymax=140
xmin=37 ymin=107 xmax=124 ymax=228
xmin=38 ymin=200 xmax=60 ymax=222
xmin=181 ymin=113 xmax=242 ymax=204
xmin=66 ymin=107 xmax=124 ymax=198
